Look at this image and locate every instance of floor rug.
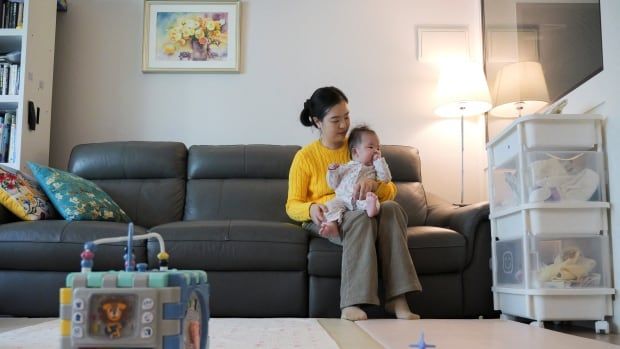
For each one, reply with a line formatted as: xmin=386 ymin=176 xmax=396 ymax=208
xmin=0 ymin=318 xmax=339 ymax=349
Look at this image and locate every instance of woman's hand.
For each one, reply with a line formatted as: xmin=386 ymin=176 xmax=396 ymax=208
xmin=310 ymin=203 xmax=328 ymax=226
xmin=353 ymin=178 xmax=378 ymax=201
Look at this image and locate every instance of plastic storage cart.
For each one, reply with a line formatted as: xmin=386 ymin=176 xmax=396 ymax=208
xmin=487 ymin=114 xmax=614 ymax=333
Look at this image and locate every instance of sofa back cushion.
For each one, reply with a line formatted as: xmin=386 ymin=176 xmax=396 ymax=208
xmin=185 ymin=145 xmax=300 ymax=222
xmin=68 ymin=142 xmax=187 ymax=228
xmin=382 ymin=145 xmax=428 ymax=227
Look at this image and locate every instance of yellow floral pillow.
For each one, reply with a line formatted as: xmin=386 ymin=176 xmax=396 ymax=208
xmin=0 ymin=166 xmax=55 ymax=220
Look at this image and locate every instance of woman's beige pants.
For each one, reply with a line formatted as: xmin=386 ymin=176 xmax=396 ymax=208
xmin=304 ymin=200 xmax=422 ymax=308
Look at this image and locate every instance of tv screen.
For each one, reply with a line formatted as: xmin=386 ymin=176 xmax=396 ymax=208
xmin=482 ymin=0 xmax=603 ymax=115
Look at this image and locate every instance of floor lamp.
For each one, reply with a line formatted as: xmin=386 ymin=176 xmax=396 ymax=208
xmin=434 ymin=61 xmax=492 ymax=204
xmin=490 ymin=61 xmax=550 ymax=118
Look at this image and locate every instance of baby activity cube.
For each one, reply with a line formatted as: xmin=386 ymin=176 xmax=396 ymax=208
xmin=59 ymin=224 xmax=210 ymax=349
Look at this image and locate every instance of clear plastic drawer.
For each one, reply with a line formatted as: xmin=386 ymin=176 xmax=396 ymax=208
xmin=491 ymin=127 xmax=519 ymax=168
xmin=525 ymin=151 xmax=605 ymax=203
xmin=494 ymin=205 xmax=608 ymax=237
xmin=530 ymin=236 xmax=610 ymax=289
xmin=491 ymin=156 xmax=521 ymax=211
xmin=495 ymin=239 xmax=524 ymax=288
xmin=522 ymin=118 xmax=598 ymax=150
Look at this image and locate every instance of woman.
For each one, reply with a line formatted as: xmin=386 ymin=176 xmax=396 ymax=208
xmin=286 ymin=86 xmax=422 ymax=321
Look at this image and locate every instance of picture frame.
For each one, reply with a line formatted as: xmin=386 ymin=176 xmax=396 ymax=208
xmin=485 ymin=27 xmax=539 ymax=63
xmin=417 ymin=26 xmax=470 ymax=63
xmin=142 ymin=0 xmax=240 ymax=73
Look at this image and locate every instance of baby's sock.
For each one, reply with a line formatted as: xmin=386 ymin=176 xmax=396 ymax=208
xmin=365 ymin=192 xmax=380 ymax=217
xmin=385 ymin=295 xmax=420 ymax=320
xmin=341 ymin=306 xmax=368 ymax=321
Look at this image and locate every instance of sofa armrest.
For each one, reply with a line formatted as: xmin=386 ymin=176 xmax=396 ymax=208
xmin=424 ymin=192 xmax=495 ymax=317
xmin=425 ymin=192 xmax=490 ymax=264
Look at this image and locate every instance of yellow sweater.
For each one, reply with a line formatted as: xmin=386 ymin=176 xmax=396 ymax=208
xmin=286 ymin=140 xmax=397 ymax=222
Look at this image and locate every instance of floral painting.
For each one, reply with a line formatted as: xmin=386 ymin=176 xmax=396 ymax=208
xmin=143 ymin=1 xmax=240 ymax=72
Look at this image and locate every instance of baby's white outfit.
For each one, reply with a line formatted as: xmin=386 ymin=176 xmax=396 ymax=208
xmin=324 ymin=157 xmax=392 ymax=223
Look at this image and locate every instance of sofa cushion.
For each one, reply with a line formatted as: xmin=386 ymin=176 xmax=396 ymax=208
xmin=382 ymin=145 xmax=422 ymax=182
xmin=184 ymin=145 xmax=299 ymax=222
xmin=382 ymin=146 xmax=428 ymax=226
xmin=147 ymin=220 xmax=308 ymax=271
xmin=68 ymin=142 xmax=187 ymax=228
xmin=394 ymin=182 xmax=428 ymax=227
xmin=406 ymin=226 xmax=467 ymax=273
xmin=0 ymin=221 xmax=147 ymax=272
xmin=28 ymin=162 xmax=130 ymax=222
xmin=188 ymin=144 xmax=299 ymax=179
xmin=0 ymin=166 xmax=55 ymax=220
xmin=307 ymin=226 xmax=466 ymax=277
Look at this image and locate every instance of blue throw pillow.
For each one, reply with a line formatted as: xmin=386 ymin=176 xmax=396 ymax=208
xmin=28 ymin=162 xmax=131 ymax=222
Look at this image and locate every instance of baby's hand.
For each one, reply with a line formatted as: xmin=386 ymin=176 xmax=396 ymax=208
xmin=328 ymin=163 xmax=340 ymax=170
xmin=372 ymin=150 xmax=382 ymax=162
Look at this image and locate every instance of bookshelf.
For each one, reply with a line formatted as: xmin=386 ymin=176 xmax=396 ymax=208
xmin=0 ymin=0 xmax=57 ymax=173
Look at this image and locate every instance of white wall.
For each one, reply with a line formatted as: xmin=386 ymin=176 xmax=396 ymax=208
xmin=50 ymin=0 xmax=488 ymax=204
xmin=554 ymin=0 xmax=620 ymax=331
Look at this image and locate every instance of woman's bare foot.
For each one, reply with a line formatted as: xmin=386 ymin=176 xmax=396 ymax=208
xmin=319 ymin=221 xmax=339 ymax=237
xmin=385 ymin=295 xmax=420 ymax=320
xmin=341 ymin=306 xmax=368 ymax=321
xmin=365 ymin=192 xmax=379 ymax=217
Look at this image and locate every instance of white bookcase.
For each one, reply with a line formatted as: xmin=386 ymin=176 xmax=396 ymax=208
xmin=487 ymin=114 xmax=614 ymax=333
xmin=0 ymin=0 xmax=57 ymax=173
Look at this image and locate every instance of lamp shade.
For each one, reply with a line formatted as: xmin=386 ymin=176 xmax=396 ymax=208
xmin=434 ymin=61 xmax=492 ymax=118
xmin=490 ymin=61 xmax=550 ymax=118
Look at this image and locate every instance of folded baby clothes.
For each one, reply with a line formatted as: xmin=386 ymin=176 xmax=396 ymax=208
xmin=528 ymin=157 xmax=599 ymax=202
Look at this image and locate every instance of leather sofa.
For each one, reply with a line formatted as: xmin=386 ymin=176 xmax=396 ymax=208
xmin=0 ymin=142 xmax=495 ymax=319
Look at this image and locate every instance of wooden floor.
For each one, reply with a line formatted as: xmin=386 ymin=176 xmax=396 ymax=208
xmin=548 ymin=321 xmax=620 ymax=345
xmin=352 ymin=319 xmax=620 ymax=349
xmin=320 ymin=318 xmax=620 ymax=348
xmin=319 ymin=318 xmax=383 ymax=349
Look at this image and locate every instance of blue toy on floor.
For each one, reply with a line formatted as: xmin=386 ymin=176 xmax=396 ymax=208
xmin=409 ymin=332 xmax=436 ymax=349
xmin=59 ymin=223 xmax=210 ymax=349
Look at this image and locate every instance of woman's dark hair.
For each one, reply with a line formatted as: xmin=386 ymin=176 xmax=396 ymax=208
xmin=348 ymin=124 xmax=376 ymax=156
xmin=299 ymin=86 xmax=348 ymax=128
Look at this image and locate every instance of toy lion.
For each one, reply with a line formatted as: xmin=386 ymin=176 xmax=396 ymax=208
xmin=102 ymin=301 xmax=127 ymax=339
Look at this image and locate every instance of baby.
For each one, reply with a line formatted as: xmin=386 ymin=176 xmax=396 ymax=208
xmin=320 ymin=125 xmax=392 ymax=236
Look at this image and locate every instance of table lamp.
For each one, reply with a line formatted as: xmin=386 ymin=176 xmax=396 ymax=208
xmin=434 ymin=61 xmax=492 ymax=204
xmin=490 ymin=61 xmax=550 ymax=118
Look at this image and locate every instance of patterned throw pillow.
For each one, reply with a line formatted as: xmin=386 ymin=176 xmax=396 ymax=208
xmin=0 ymin=166 xmax=55 ymax=220
xmin=28 ymin=162 xmax=131 ymax=222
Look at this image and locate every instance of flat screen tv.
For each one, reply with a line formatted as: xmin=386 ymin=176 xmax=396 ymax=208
xmin=482 ymin=0 xmax=603 ymax=117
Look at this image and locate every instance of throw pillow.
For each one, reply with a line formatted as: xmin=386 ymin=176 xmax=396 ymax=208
xmin=0 ymin=165 xmax=55 ymax=220
xmin=28 ymin=162 xmax=131 ymax=222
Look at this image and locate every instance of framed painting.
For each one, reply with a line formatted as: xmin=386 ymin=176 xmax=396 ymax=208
xmin=142 ymin=0 xmax=240 ymax=73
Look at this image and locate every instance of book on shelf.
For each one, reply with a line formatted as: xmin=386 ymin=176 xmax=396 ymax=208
xmin=15 ymin=1 xmax=22 ymax=28
xmin=0 ymin=63 xmax=20 ymax=95
xmin=7 ymin=110 xmax=15 ymax=163
xmin=8 ymin=64 xmax=18 ymax=95
xmin=0 ymin=63 xmax=7 ymax=95
xmin=0 ymin=0 xmax=22 ymax=29
xmin=0 ymin=111 xmax=13 ymax=163
xmin=0 ymin=114 xmax=4 ymax=160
